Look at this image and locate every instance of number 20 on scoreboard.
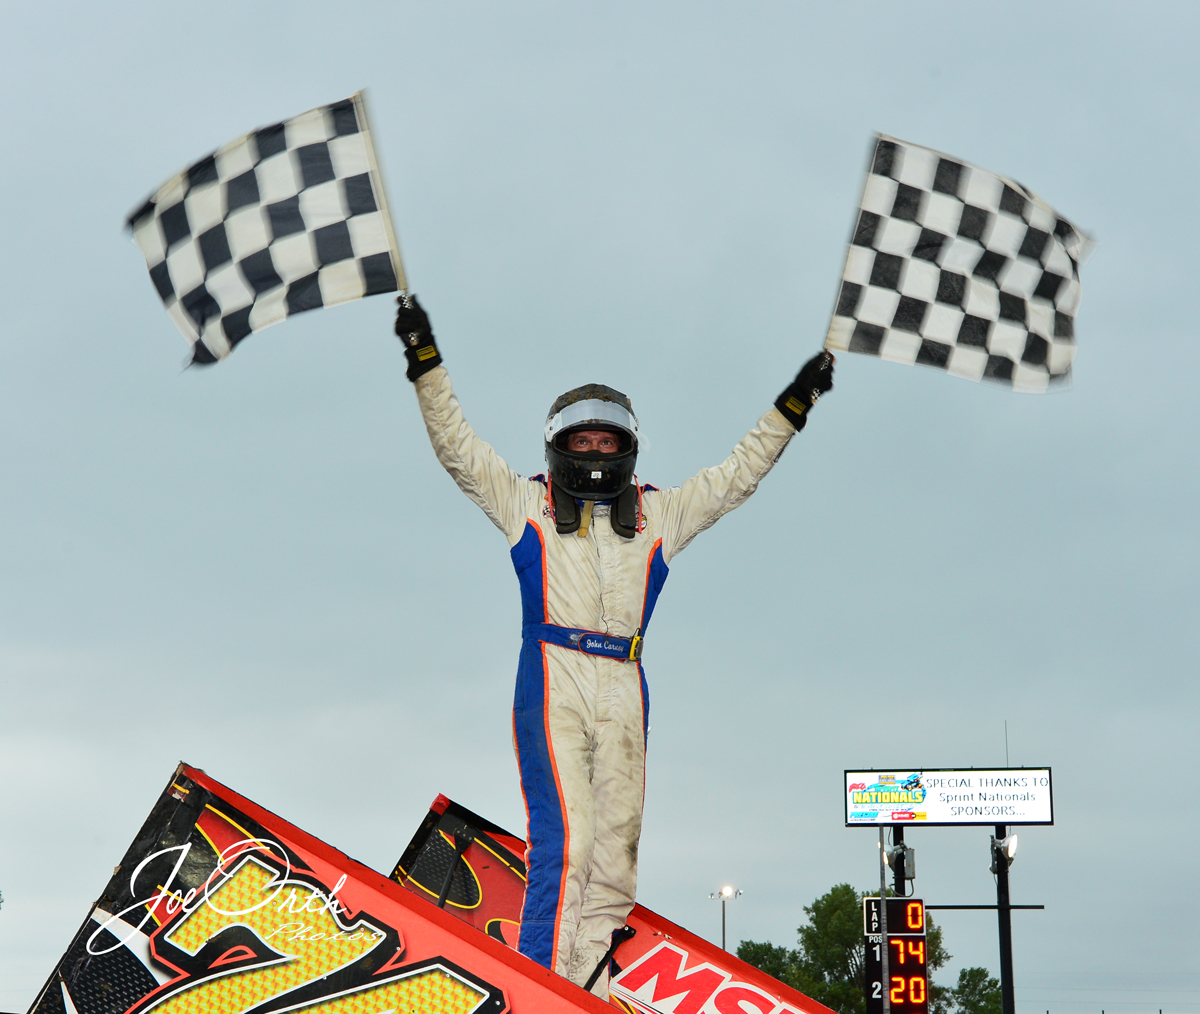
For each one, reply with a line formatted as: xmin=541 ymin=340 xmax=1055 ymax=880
xmin=863 ymin=898 xmax=928 ymax=1014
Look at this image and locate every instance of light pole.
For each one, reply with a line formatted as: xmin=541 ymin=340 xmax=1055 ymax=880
xmin=990 ymin=827 xmax=1019 ymax=1014
xmin=709 ymin=885 xmax=742 ymax=951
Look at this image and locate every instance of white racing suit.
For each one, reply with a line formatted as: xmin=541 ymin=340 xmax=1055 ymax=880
xmin=414 ymin=365 xmax=797 ymax=993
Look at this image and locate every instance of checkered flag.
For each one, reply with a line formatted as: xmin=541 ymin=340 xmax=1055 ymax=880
xmin=825 ymin=135 xmax=1092 ymax=393
xmin=127 ymin=92 xmax=404 ymax=365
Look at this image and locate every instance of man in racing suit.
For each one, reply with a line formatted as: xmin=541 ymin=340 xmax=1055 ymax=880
xmin=395 ymin=297 xmax=833 ymax=995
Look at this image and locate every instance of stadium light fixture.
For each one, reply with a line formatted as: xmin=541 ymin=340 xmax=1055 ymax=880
xmin=990 ymin=833 xmax=1018 ymax=873
xmin=709 ymin=885 xmax=743 ymax=950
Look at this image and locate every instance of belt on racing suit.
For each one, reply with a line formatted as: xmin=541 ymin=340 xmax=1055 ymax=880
xmin=523 ymin=622 xmax=644 ymax=662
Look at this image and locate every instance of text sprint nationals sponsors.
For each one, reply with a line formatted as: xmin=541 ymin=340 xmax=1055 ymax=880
xmin=844 ymin=769 xmax=1052 ymax=826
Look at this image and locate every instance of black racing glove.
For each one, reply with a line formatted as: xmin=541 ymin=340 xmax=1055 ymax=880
xmin=394 ymin=294 xmax=442 ymax=382
xmin=774 ymin=350 xmax=835 ymax=430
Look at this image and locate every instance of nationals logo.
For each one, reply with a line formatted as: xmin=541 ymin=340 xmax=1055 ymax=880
xmin=612 ymin=942 xmax=807 ymax=1014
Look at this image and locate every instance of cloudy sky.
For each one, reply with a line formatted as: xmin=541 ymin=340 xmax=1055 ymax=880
xmin=2 ymin=3 xmax=1197 ymax=1012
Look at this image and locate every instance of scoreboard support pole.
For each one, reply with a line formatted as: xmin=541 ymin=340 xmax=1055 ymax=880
xmin=880 ymin=826 xmax=890 ymax=1014
xmin=994 ymin=824 xmax=1015 ymax=1014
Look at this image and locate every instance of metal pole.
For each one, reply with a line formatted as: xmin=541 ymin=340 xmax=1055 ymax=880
xmin=721 ymin=897 xmax=726 ymax=951
xmin=893 ymin=826 xmax=905 ymax=896
xmin=880 ymin=825 xmax=890 ymax=1014
xmin=994 ymin=824 xmax=1015 ymax=1014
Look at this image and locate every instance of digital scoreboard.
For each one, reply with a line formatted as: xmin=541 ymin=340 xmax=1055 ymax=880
xmin=864 ymin=898 xmax=928 ymax=1014
xmin=844 ymin=768 xmax=1053 ymax=826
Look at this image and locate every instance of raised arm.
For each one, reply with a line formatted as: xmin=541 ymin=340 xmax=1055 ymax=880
xmin=397 ymin=297 xmax=531 ymax=542
xmin=657 ymin=351 xmax=834 ymax=562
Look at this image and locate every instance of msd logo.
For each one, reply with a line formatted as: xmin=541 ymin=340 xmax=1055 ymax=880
xmin=611 ymin=942 xmax=808 ymax=1014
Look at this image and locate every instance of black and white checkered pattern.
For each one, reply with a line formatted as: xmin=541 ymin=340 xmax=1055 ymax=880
xmin=128 ymin=93 xmax=404 ymax=364
xmin=825 ymin=135 xmax=1092 ymax=393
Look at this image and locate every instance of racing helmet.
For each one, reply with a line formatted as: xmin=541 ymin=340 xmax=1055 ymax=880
xmin=544 ymin=384 xmax=639 ymax=500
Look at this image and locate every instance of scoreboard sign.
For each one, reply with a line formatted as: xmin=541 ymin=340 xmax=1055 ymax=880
xmin=864 ymin=898 xmax=927 ymax=936
xmin=864 ymin=898 xmax=928 ymax=1014
xmin=844 ymin=768 xmax=1053 ymax=826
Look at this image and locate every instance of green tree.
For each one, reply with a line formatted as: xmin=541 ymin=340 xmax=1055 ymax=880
xmin=735 ymin=940 xmax=798 ymax=986
xmin=947 ymin=967 xmax=1001 ymax=1014
xmin=737 ymin=884 xmax=950 ymax=1014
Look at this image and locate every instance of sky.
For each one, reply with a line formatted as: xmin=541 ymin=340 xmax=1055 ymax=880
xmin=2 ymin=2 xmax=1198 ymax=1012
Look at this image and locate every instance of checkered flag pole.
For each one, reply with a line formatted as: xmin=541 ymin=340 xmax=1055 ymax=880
xmin=825 ymin=135 xmax=1093 ymax=393
xmin=127 ymin=92 xmax=406 ymax=365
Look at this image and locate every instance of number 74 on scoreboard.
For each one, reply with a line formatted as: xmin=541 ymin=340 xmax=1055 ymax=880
xmin=864 ymin=898 xmax=929 ymax=1014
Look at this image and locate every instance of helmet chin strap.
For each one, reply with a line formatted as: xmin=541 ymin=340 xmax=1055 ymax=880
xmin=577 ymin=500 xmax=594 ymax=538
